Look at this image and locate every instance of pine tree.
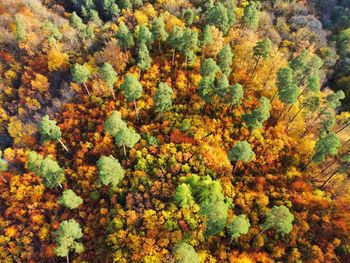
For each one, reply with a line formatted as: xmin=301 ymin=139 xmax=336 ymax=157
xmin=199 ymin=25 xmax=213 ymax=58
xmin=99 ymin=63 xmax=117 ymax=99
xmin=154 ymin=82 xmax=173 ymax=114
xmin=174 ymin=243 xmax=200 ymax=263
xmin=58 ymin=190 xmax=83 ymax=209
xmin=116 ymin=22 xmax=134 ymax=50
xmin=227 ymin=214 xmax=250 ymax=242
xmin=206 ymin=3 xmax=231 ymax=34
xmin=225 ymin=83 xmax=244 ymax=110
xmin=97 ymin=155 xmax=125 ymax=187
xmin=180 ymin=28 xmax=199 ymax=66
xmin=228 ymin=141 xmax=255 ymax=172
xmin=70 ymin=12 xmax=86 ymax=31
xmin=103 ymin=111 xmax=127 ymax=137
xmin=174 ymin=183 xmax=194 ymax=208
xmin=260 ymin=205 xmax=294 ymax=235
xmin=242 ymin=1 xmax=259 ymax=30
xmin=114 ymin=126 xmax=141 ymax=155
xmin=40 ymin=115 xmax=69 ymax=152
xmin=135 ymin=25 xmax=154 ymax=49
xmin=200 ymin=58 xmax=220 ymax=79
xmin=168 ymin=26 xmax=184 ymax=67
xmin=137 ymin=43 xmax=152 ymax=75
xmin=71 ymin=63 xmax=91 ymax=95
xmin=217 ymin=44 xmax=233 ymax=76
xmin=252 ymin=38 xmax=272 ymax=76
xmin=120 ymin=74 xmax=143 ymax=120
xmin=151 ymin=16 xmax=168 ymax=53
xmin=183 ymin=9 xmax=194 ymax=26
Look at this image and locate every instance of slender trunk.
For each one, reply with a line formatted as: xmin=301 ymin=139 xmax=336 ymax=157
xmin=286 ymin=99 xmax=309 ymax=131
xmin=320 ymin=158 xmax=338 ymax=174
xmin=273 ymin=105 xmax=286 ymax=126
xmin=1 ymin=175 xmax=7 ymax=183
xmin=111 ymin=89 xmax=116 ymax=100
xmin=297 ymin=86 xmax=307 ymax=100
xmin=301 ymin=159 xmax=312 ymax=172
xmin=300 ymin=111 xmax=322 ymax=139
xmin=253 ymin=228 xmax=267 ymax=242
xmin=283 ymin=104 xmax=294 ymax=120
xmin=233 ymin=161 xmax=239 ymax=173
xmin=123 ymin=145 xmax=126 ymax=156
xmin=248 ymin=130 xmax=253 ymax=141
xmin=58 ymin=139 xmax=69 ymax=152
xmin=298 ymin=74 xmax=306 ymax=87
xmin=270 ymin=90 xmax=278 ymax=104
xmin=83 ymin=82 xmax=91 ymax=96
xmin=201 ymin=45 xmax=205 ymax=61
xmin=134 ymin=100 xmax=139 ymax=120
xmin=263 ymin=67 xmax=274 ymax=89
xmin=138 ymin=68 xmax=142 ymax=80
xmin=53 ymin=41 xmax=61 ymax=53
xmin=185 ymin=55 xmax=188 ymax=68
xmin=229 ymin=104 xmax=233 ymax=113
xmin=252 ymin=56 xmax=261 ymax=77
xmin=336 ymin=122 xmax=350 ymax=134
xmin=66 ymin=254 xmax=69 ymax=263
xmin=320 ymin=169 xmax=339 ymax=190
xmin=59 ymin=182 xmax=63 ymax=189
xmin=341 ymin=138 xmax=350 ymax=148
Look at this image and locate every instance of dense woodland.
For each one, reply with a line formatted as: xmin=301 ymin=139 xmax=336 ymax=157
xmin=0 ymin=0 xmax=350 ymax=262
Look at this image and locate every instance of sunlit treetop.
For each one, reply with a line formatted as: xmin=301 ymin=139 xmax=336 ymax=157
xmin=227 ymin=214 xmax=251 ymax=239
xmin=58 ymin=189 xmax=83 ymax=209
xmin=103 ymin=111 xmax=127 ymax=137
xmin=174 ymin=242 xmax=200 ymax=263
xmin=97 ymin=155 xmax=125 ymax=187
xmin=228 ymin=141 xmax=255 ymax=163
xmin=262 ymin=205 xmax=294 ymax=235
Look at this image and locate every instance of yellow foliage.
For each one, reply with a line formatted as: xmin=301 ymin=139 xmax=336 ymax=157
xmin=134 ymin=10 xmax=149 ymax=25
xmin=162 ymin=11 xmax=185 ymax=32
xmin=47 ymin=48 xmax=69 ymax=71
xmin=5 ymin=226 xmax=16 ymax=238
xmin=31 ymin=73 xmax=49 ymax=92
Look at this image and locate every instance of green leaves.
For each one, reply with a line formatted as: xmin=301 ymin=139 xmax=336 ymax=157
xmin=243 ymin=96 xmax=271 ymax=131
xmin=135 ymin=25 xmax=154 ymax=48
xmin=104 ymin=111 xmax=126 ymax=137
xmin=40 ymin=115 xmax=62 ymax=142
xmin=15 ymin=15 xmax=27 ymax=42
xmin=200 ymin=58 xmax=220 ymax=79
xmin=114 ymin=126 xmax=141 ymax=149
xmin=99 ymin=63 xmax=117 ymax=89
xmin=97 ymin=155 xmax=125 ymax=187
xmin=227 ymin=214 xmax=250 ymax=239
xmin=174 ymin=183 xmax=194 ymax=208
xmin=69 ymin=12 xmax=86 ymax=31
xmin=243 ymin=1 xmax=259 ymax=30
xmin=206 ymin=2 xmax=234 ymax=34
xmin=276 ymin=67 xmax=299 ymax=105
xmin=27 ymin=151 xmax=65 ymax=189
xmin=116 ymin=22 xmax=134 ymax=49
xmin=262 ymin=205 xmax=294 ymax=235
xmin=55 ymin=219 xmax=84 ymax=257
xmin=228 ymin=141 xmax=255 ymax=163
xmin=0 ymin=151 xmax=8 ymax=172
xmin=151 ymin=16 xmax=168 ymax=42
xmin=174 ymin=242 xmax=200 ymax=263
xmin=137 ymin=43 xmax=152 ymax=71
xmin=217 ymin=44 xmax=234 ymax=76
xmin=253 ymin=38 xmax=272 ymax=60
xmin=225 ymin=83 xmax=244 ymax=106
xmin=154 ymin=82 xmax=173 ymax=113
xmin=312 ymin=132 xmax=340 ymax=163
xmin=120 ymin=74 xmax=143 ymax=102
xmin=58 ymin=189 xmax=83 ymax=209
xmin=71 ymin=63 xmax=91 ymax=84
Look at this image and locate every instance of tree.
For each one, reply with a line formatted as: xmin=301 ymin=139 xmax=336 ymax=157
xmin=261 ymin=205 xmax=294 ymax=235
xmin=217 ymin=44 xmax=233 ymax=76
xmin=58 ymin=190 xmax=83 ymax=209
xmin=97 ymin=155 xmax=125 ymax=187
xmin=289 ymin=49 xmax=308 ymax=84
xmin=154 ymin=82 xmax=173 ymax=114
xmin=99 ymin=63 xmax=117 ymax=99
xmin=40 ymin=115 xmax=69 ymax=152
xmin=197 ymin=76 xmax=215 ymax=103
xmin=227 ymin=214 xmax=250 ymax=242
xmin=114 ymin=126 xmax=141 ymax=155
xmin=311 ymin=132 xmax=340 ymax=163
xmin=199 ymin=25 xmax=213 ymax=58
xmin=174 ymin=183 xmax=194 ymax=208
xmin=42 ymin=20 xmax=62 ymax=44
xmin=180 ymin=28 xmax=199 ymax=66
xmin=174 ymin=243 xmax=200 ymax=263
xmin=70 ymin=12 xmax=86 ymax=31
xmin=55 ymin=219 xmax=84 ymax=263
xmin=103 ymin=111 xmax=127 ymax=137
xmin=0 ymin=151 xmax=8 ymax=183
xmin=27 ymin=151 xmax=65 ymax=189
xmin=137 ymin=43 xmax=152 ymax=75
xmin=151 ymin=16 xmax=168 ymax=53
xmin=15 ymin=15 xmax=27 ymax=42
xmin=206 ymin=3 xmax=232 ymax=34
xmin=225 ymin=83 xmax=244 ymax=110
xmin=252 ymin=38 xmax=272 ymax=76
xmin=242 ymin=1 xmax=259 ymax=30
xmin=120 ymin=74 xmax=143 ymax=120
xmin=71 ymin=63 xmax=91 ymax=96
xmin=168 ymin=27 xmax=184 ymax=67
xmin=183 ymin=9 xmax=194 ymax=26
xmin=135 ymin=25 xmax=153 ymax=49
xmin=228 ymin=141 xmax=255 ymax=172
xmin=116 ymin=22 xmax=134 ymax=50
xmin=326 ymin=90 xmax=345 ymax=109
xmin=242 ymin=97 xmax=271 ymax=136
xmin=200 ymin=58 xmax=220 ymax=79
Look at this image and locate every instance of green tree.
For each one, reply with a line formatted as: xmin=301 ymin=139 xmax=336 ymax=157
xmin=260 ymin=205 xmax=294 ymax=236
xmin=40 ymin=115 xmax=69 ymax=152
xmin=183 ymin=9 xmax=195 ymax=26
xmin=242 ymin=96 xmax=271 ymax=137
xmin=70 ymin=12 xmax=86 ymax=31
xmin=114 ymin=126 xmax=141 ymax=155
xmin=199 ymin=25 xmax=213 ymax=58
xmin=0 ymin=151 xmax=8 ymax=183
xmin=228 ymin=141 xmax=255 ymax=172
xmin=242 ymin=1 xmax=259 ymax=30
xmin=326 ymin=90 xmax=345 ymax=109
xmin=215 ymin=74 xmax=229 ymax=98
xmin=154 ymin=82 xmax=173 ymax=114
xmin=311 ymin=132 xmax=340 ymax=163
xmin=42 ymin=20 xmax=62 ymax=42
xmin=174 ymin=243 xmax=200 ymax=263
xmin=103 ymin=111 xmax=127 ymax=137
xmin=206 ymin=2 xmax=232 ymax=34
xmin=227 ymin=214 xmax=250 ymax=242
xmin=200 ymin=58 xmax=220 ymax=79
xmin=120 ymin=74 xmax=143 ymax=120
xmin=116 ymin=22 xmax=134 ymax=50
xmin=89 ymin=9 xmax=102 ymax=25
xmin=135 ymin=25 xmax=154 ymax=49
xmin=27 ymin=151 xmax=65 ymax=189
xmin=71 ymin=63 xmax=91 ymax=95
xmin=58 ymin=189 xmax=83 ymax=209
xmin=217 ymin=44 xmax=233 ymax=76
xmin=99 ymin=62 xmax=117 ymax=99
xmin=15 ymin=15 xmax=27 ymax=42
xmin=225 ymin=83 xmax=244 ymax=110
xmin=197 ymin=76 xmax=215 ymax=103
xmin=289 ymin=49 xmax=308 ymax=84
xmin=168 ymin=26 xmax=184 ymax=67
xmin=252 ymin=38 xmax=272 ymax=76
xmin=97 ymin=155 xmax=125 ymax=187
xmin=54 ymin=219 xmax=84 ymax=262
xmin=137 ymin=43 xmax=152 ymax=75
xmin=174 ymin=183 xmax=194 ymax=208
xmin=180 ymin=28 xmax=199 ymax=66
xmin=151 ymin=16 xmax=168 ymax=53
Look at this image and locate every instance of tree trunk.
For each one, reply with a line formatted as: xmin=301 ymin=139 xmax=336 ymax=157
xmin=263 ymin=66 xmax=274 ymax=89
xmin=253 ymin=228 xmax=267 ymax=242
xmin=58 ymin=139 xmax=69 ymax=152
xmin=270 ymin=90 xmax=278 ymax=104
xmin=66 ymin=254 xmax=70 ymax=263
xmin=273 ymin=105 xmax=286 ymax=126
xmin=283 ymin=104 xmax=294 ymax=120
xmin=134 ymin=100 xmax=139 ymax=120
xmin=1 ymin=175 xmax=7 ymax=183
xmin=111 ymin=89 xmax=116 ymax=100
xmin=123 ymin=145 xmax=126 ymax=156
xmin=233 ymin=161 xmax=239 ymax=173
xmin=252 ymin=56 xmax=261 ymax=77
xmin=286 ymin=99 xmax=309 ymax=131
xmin=336 ymin=122 xmax=350 ymax=134
xmin=300 ymin=111 xmax=323 ymax=139
xmin=320 ymin=169 xmax=339 ymax=190
xmin=301 ymin=159 xmax=312 ymax=172
xmin=83 ymin=82 xmax=91 ymax=96
xmin=138 ymin=68 xmax=142 ymax=80
xmin=297 ymin=85 xmax=307 ymax=101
